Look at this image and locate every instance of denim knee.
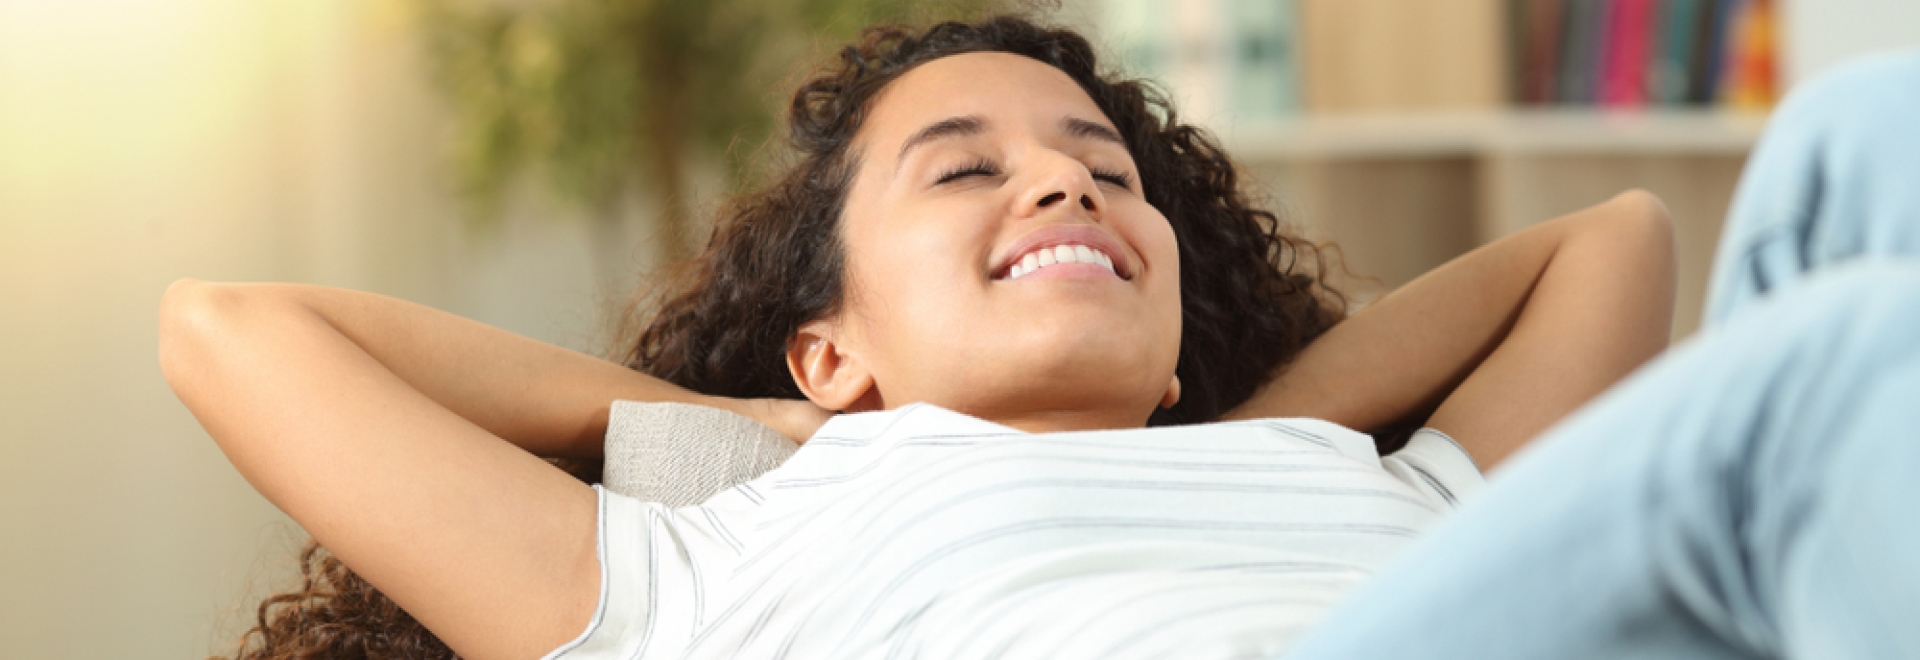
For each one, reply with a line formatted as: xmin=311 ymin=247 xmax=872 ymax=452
xmin=1705 ymin=50 xmax=1920 ymax=324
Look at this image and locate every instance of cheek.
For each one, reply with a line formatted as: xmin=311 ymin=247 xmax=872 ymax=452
xmin=1136 ymin=212 xmax=1184 ymax=349
xmin=1129 ymin=210 xmax=1182 ymax=297
xmin=848 ymin=198 xmax=994 ymax=303
xmin=841 ymin=227 xmax=981 ymax=358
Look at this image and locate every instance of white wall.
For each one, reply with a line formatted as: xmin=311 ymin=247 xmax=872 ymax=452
xmin=1784 ymin=0 xmax=1920 ymax=86
xmin=0 ymin=1 xmax=647 ymax=657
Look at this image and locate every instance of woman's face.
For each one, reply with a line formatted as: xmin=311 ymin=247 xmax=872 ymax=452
xmin=795 ymin=51 xmax=1182 ymax=431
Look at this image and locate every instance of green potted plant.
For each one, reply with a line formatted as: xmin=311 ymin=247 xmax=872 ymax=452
xmin=413 ymin=0 xmax=1006 ymax=284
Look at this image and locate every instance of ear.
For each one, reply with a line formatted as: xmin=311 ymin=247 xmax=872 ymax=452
xmin=787 ymin=320 xmax=877 ymax=412
xmin=1159 ymin=373 xmax=1182 ymax=409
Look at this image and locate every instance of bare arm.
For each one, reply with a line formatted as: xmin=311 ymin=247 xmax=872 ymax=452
xmin=157 ymin=281 xmax=824 ymax=659
xmin=165 ymin=282 xmax=824 ymax=456
xmin=1227 ymin=190 xmax=1676 ymax=470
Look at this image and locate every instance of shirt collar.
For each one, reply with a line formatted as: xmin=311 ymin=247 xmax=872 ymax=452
xmin=808 ymin=402 xmax=1027 ymax=445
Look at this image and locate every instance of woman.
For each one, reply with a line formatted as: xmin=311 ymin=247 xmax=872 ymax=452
xmin=162 ymin=16 xmax=1912 ymax=660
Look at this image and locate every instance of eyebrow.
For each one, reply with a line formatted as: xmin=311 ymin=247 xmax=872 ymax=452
xmin=897 ymin=115 xmax=987 ymax=166
xmin=1061 ymin=116 xmax=1126 ymax=147
xmin=894 ymin=115 xmax=1128 ymax=167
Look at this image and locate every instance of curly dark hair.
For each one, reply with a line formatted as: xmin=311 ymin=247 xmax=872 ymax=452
xmin=223 ymin=15 xmax=1346 ymax=659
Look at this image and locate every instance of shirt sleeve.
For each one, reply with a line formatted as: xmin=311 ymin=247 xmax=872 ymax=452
xmin=1379 ymin=428 xmax=1485 ymax=510
xmin=543 ymin=485 xmax=754 ymax=660
xmin=542 ymin=486 xmax=656 ymax=659
xmin=545 ymin=481 xmax=744 ymax=656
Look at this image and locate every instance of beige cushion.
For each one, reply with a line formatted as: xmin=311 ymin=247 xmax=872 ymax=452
xmin=601 ymin=400 xmax=799 ymax=506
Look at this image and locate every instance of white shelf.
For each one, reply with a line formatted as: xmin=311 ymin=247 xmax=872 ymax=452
xmin=1226 ymin=109 xmax=1771 ymax=160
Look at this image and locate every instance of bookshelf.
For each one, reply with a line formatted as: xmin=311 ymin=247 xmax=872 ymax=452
xmin=1088 ymin=0 xmax=1779 ymax=338
xmin=1227 ymin=109 xmax=1765 ymax=160
xmin=1226 ymin=107 xmax=1762 ymax=250
xmin=1231 ymin=117 xmax=1751 ymax=336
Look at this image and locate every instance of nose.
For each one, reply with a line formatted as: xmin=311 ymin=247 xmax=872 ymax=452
xmin=1035 ymin=190 xmax=1097 ymax=211
xmin=1017 ymin=152 xmax=1105 ymax=218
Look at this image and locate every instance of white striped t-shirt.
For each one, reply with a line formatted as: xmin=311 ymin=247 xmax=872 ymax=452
xmin=545 ymin=403 xmax=1483 ymax=660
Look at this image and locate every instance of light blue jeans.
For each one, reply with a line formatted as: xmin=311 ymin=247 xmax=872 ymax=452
xmin=1286 ymin=50 xmax=1920 ymax=659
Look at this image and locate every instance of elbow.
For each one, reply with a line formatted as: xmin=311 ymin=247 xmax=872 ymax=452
xmin=1630 ymin=188 xmax=1677 ymax=262
xmin=157 ymin=279 xmax=249 ymax=396
xmin=1604 ymin=189 xmax=1680 ymax=335
xmin=158 ymin=278 xmax=211 ymax=393
xmin=1604 ymin=189 xmax=1679 ymax=278
xmin=1611 ymin=189 xmax=1676 ymax=240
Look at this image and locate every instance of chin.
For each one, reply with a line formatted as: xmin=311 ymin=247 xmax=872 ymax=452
xmin=914 ymin=313 xmax=1178 ymax=421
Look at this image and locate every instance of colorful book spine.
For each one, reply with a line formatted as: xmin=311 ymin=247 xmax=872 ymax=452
xmin=1502 ymin=0 xmax=1773 ymax=109
xmin=1720 ymin=0 xmax=1778 ymax=108
xmin=1692 ymin=0 xmax=1742 ymax=103
xmin=1681 ymin=0 xmax=1721 ymax=103
xmin=1520 ymin=0 xmax=1568 ymax=104
xmin=1099 ymin=0 xmax=1775 ymax=115
xmin=1557 ymin=0 xmax=1607 ymax=105
xmin=1652 ymin=0 xmax=1705 ymax=105
xmin=1599 ymin=0 xmax=1654 ymax=107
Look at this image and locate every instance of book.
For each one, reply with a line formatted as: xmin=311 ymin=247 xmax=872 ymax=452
xmin=1557 ymin=0 xmax=1607 ymax=105
xmin=1651 ymin=0 xmax=1705 ymax=105
xmin=1119 ymin=0 xmax=1774 ymax=115
xmin=1599 ymin=0 xmax=1654 ymax=107
xmin=1692 ymin=0 xmax=1742 ymax=103
xmin=1519 ymin=0 xmax=1569 ymax=104
xmin=1720 ymin=0 xmax=1777 ymax=108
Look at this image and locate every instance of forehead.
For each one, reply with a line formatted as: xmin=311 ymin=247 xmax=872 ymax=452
xmin=857 ymin=51 xmax=1112 ymax=150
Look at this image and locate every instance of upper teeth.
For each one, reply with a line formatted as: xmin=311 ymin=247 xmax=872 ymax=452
xmin=1005 ymin=244 xmax=1117 ymax=279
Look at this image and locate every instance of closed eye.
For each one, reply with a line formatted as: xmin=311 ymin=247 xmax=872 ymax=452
xmin=934 ymin=159 xmax=1134 ymax=190
xmin=1090 ymin=167 xmax=1134 ymax=190
xmin=935 ymin=158 xmax=999 ymax=185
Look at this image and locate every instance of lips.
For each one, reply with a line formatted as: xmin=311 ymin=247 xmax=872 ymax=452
xmin=991 ymin=225 xmax=1135 ymax=281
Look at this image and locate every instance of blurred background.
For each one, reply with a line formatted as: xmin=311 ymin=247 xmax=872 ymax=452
xmin=1 ymin=0 xmax=1914 ymax=657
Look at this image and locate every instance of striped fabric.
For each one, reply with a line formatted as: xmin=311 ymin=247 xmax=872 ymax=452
xmin=545 ymin=403 xmax=1483 ymax=660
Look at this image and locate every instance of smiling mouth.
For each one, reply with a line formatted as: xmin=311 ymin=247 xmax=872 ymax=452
xmin=998 ymin=244 xmax=1122 ymax=280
